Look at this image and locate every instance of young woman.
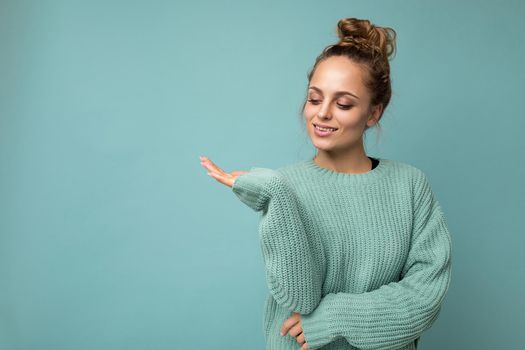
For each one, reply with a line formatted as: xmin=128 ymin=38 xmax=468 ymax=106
xmin=200 ymin=17 xmax=452 ymax=350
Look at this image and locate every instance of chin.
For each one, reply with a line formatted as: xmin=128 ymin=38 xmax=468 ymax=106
xmin=311 ymin=138 xmax=335 ymax=151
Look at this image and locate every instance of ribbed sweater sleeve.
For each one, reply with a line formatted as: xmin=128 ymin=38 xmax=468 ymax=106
xmin=232 ymin=167 xmax=323 ymax=315
xmin=300 ymin=171 xmax=453 ymax=350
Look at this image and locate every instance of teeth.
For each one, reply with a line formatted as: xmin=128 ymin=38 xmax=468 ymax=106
xmin=315 ymin=124 xmax=337 ymax=132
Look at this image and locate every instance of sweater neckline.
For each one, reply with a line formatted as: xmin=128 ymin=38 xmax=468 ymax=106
xmin=302 ymin=156 xmax=391 ymax=184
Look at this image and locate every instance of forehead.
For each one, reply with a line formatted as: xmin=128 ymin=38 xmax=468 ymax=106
xmin=309 ymin=56 xmax=367 ymax=95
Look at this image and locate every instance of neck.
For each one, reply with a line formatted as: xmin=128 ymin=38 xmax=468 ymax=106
xmin=314 ymin=144 xmax=372 ymax=174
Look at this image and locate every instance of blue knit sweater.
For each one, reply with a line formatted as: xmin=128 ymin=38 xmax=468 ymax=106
xmin=231 ymin=157 xmax=452 ymax=350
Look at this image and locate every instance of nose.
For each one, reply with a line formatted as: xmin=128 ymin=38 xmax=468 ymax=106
xmin=317 ymin=102 xmax=332 ymax=120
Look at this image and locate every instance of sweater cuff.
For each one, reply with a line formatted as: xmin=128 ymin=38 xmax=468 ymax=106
xmin=300 ymin=294 xmax=336 ymax=349
xmin=231 ymin=167 xmax=273 ymax=212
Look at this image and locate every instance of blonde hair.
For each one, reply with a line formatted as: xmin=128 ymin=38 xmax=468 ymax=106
xmin=300 ymin=17 xmax=397 ymax=131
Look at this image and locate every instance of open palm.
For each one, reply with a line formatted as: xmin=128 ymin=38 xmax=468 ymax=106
xmin=199 ymin=155 xmax=248 ymax=188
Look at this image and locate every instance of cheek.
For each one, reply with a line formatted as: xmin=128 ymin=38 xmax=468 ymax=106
xmin=341 ymin=119 xmax=363 ymax=129
xmin=338 ymin=112 xmax=367 ymax=129
xmin=303 ymin=105 xmax=316 ymax=118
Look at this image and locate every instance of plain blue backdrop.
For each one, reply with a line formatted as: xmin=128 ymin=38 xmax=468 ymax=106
xmin=1 ymin=0 xmax=524 ymax=349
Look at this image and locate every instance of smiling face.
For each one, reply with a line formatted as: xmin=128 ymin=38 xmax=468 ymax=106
xmin=303 ymin=55 xmax=382 ymax=154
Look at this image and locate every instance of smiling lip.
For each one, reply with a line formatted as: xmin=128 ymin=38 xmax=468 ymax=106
xmin=313 ymin=123 xmax=338 ymax=130
xmin=313 ymin=123 xmax=338 ymax=137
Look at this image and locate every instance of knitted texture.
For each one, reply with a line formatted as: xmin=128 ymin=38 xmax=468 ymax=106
xmin=232 ymin=158 xmax=452 ymax=350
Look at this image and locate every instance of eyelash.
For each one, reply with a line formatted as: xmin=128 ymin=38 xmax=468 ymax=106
xmin=307 ymin=99 xmax=352 ymax=110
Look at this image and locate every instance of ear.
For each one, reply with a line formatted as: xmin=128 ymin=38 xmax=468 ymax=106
xmin=366 ymin=104 xmax=383 ymax=127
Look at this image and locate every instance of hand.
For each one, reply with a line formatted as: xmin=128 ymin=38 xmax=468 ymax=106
xmin=199 ymin=155 xmax=248 ymax=188
xmin=281 ymin=312 xmax=309 ymax=350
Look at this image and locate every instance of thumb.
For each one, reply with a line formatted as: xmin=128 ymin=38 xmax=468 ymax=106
xmin=231 ymin=170 xmax=248 ymax=176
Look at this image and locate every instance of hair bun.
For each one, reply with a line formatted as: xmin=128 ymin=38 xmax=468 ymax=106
xmin=336 ymin=18 xmax=396 ymax=59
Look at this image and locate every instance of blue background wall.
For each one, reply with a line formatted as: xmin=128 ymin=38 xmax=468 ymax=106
xmin=1 ymin=0 xmax=523 ymax=349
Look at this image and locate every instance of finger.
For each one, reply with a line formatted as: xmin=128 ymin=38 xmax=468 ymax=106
xmin=231 ymin=170 xmax=248 ymax=176
xmin=280 ymin=315 xmax=299 ymax=336
xmin=199 ymin=156 xmax=234 ymax=187
xmin=199 ymin=157 xmax=247 ymax=186
xmin=296 ymin=332 xmax=305 ymax=344
xmin=199 ymin=156 xmax=218 ymax=172
xmin=200 ymin=156 xmax=226 ymax=175
xmin=200 ymin=158 xmax=219 ymax=173
xmin=207 ymin=170 xmax=234 ymax=187
xmin=300 ymin=344 xmax=309 ymax=350
xmin=288 ymin=323 xmax=303 ymax=338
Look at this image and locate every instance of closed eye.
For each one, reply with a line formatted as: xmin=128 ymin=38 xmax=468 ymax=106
xmin=307 ymin=99 xmax=352 ymax=110
xmin=337 ymin=104 xmax=352 ymax=110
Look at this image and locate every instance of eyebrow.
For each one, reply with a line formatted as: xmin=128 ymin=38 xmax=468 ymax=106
xmin=308 ymin=86 xmax=360 ymax=100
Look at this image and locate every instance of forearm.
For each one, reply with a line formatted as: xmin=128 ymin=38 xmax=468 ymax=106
xmin=233 ymin=167 xmax=323 ymax=314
